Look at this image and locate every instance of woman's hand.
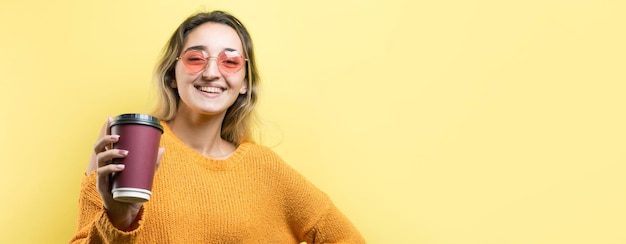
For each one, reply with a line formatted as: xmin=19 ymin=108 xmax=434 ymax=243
xmin=87 ymin=117 xmax=165 ymax=230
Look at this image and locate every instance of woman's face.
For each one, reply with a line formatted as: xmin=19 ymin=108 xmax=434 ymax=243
xmin=173 ymin=22 xmax=247 ymax=118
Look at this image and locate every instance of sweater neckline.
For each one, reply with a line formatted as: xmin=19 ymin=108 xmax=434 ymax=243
xmin=161 ymin=121 xmax=251 ymax=170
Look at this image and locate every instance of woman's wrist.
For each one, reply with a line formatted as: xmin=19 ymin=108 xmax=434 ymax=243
xmin=125 ymin=207 xmax=143 ymax=231
xmin=105 ymin=206 xmax=143 ymax=231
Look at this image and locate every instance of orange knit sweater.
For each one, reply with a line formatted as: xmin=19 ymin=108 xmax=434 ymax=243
xmin=70 ymin=123 xmax=365 ymax=243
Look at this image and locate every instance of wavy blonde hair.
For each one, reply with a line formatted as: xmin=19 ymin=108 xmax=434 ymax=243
xmin=152 ymin=10 xmax=259 ymax=145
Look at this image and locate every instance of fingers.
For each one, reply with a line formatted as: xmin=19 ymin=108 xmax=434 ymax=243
xmin=95 ymin=148 xmax=128 ymax=197
xmin=91 ymin=117 xmax=115 ymax=157
xmin=96 ymin=163 xmax=125 ymax=198
xmin=93 ymin=135 xmax=120 ymax=154
xmin=96 ymin=149 xmax=129 ymax=168
xmin=97 ymin=163 xmax=125 ymax=177
xmin=87 ymin=117 xmax=115 ymax=174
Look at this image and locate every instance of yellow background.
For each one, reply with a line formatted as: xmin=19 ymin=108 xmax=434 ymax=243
xmin=1 ymin=0 xmax=625 ymax=243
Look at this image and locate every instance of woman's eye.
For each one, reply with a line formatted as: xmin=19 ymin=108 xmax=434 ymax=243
xmin=185 ymin=57 xmax=206 ymax=64
xmin=221 ymin=58 xmax=241 ymax=66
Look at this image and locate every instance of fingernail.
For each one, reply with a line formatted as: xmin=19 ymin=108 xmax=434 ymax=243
xmin=119 ymin=150 xmax=129 ymax=156
xmin=115 ymin=164 xmax=125 ymax=169
xmin=110 ymin=135 xmax=120 ymax=140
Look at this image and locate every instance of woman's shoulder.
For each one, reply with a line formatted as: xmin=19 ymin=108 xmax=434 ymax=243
xmin=238 ymin=142 xmax=294 ymax=171
xmin=240 ymin=141 xmax=282 ymax=159
xmin=239 ymin=142 xmax=319 ymax=193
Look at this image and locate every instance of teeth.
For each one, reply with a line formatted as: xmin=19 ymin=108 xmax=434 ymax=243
xmin=197 ymin=86 xmax=223 ymax=93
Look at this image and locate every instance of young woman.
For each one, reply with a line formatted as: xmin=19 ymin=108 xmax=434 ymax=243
xmin=70 ymin=10 xmax=365 ymax=243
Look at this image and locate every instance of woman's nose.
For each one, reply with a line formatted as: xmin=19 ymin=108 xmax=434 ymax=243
xmin=202 ymin=58 xmax=220 ymax=79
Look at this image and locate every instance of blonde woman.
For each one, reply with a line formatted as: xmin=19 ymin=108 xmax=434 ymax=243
xmin=71 ymin=10 xmax=365 ymax=243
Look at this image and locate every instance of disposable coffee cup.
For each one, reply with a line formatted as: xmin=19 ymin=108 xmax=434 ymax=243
xmin=110 ymin=113 xmax=163 ymax=203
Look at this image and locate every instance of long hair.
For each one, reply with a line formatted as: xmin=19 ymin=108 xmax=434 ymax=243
xmin=152 ymin=10 xmax=259 ymax=145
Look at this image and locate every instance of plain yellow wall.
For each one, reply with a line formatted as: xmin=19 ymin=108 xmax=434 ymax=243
xmin=1 ymin=0 xmax=625 ymax=243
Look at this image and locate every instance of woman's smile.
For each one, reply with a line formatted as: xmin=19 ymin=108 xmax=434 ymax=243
xmin=196 ymin=85 xmax=224 ymax=94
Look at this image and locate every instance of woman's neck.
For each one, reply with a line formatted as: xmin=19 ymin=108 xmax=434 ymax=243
xmin=167 ymin=109 xmax=236 ymax=159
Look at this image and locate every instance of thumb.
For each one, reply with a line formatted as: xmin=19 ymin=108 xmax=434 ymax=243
xmin=155 ymin=147 xmax=165 ymax=170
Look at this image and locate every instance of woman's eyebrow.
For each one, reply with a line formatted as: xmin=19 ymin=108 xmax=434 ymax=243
xmin=185 ymin=45 xmax=206 ymax=51
xmin=184 ymin=46 xmax=240 ymax=52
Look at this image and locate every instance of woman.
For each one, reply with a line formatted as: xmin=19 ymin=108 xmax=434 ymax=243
xmin=70 ymin=10 xmax=365 ymax=243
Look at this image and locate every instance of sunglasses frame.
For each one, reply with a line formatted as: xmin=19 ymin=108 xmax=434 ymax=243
xmin=176 ymin=49 xmax=249 ymax=74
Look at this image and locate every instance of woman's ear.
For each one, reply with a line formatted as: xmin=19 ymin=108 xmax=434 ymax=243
xmin=239 ymin=82 xmax=247 ymax=94
xmin=170 ymin=80 xmax=177 ymax=88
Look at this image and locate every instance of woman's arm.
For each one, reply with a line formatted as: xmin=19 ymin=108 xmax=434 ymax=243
xmin=69 ymin=171 xmax=144 ymax=244
xmin=304 ymin=202 xmax=366 ymax=243
xmin=274 ymin=156 xmax=365 ymax=243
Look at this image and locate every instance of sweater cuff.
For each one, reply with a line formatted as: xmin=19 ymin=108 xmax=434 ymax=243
xmin=94 ymin=209 xmax=142 ymax=242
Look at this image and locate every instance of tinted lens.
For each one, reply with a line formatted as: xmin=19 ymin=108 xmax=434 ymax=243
xmin=217 ymin=50 xmax=245 ymax=73
xmin=181 ymin=50 xmax=208 ymax=73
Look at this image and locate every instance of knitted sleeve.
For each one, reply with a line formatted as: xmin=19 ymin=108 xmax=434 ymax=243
xmin=69 ymin=171 xmax=143 ymax=244
xmin=304 ymin=202 xmax=366 ymax=243
xmin=272 ymin=154 xmax=366 ymax=243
